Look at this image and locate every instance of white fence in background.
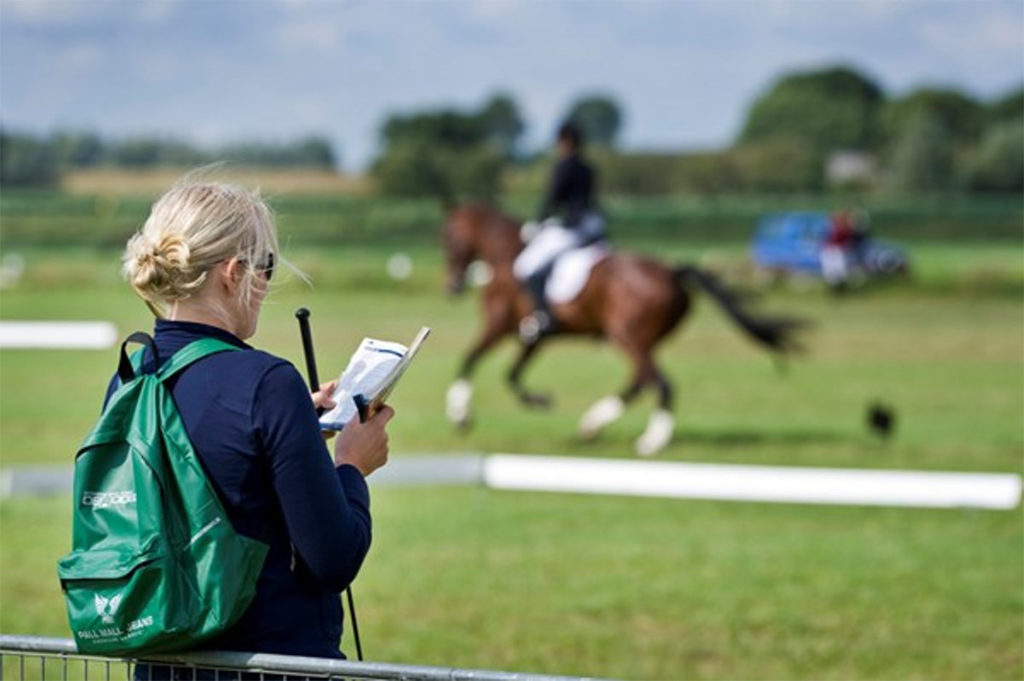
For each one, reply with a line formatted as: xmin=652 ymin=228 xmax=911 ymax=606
xmin=0 ymin=322 xmax=118 ymax=349
xmin=3 ymin=455 xmax=1020 ymax=510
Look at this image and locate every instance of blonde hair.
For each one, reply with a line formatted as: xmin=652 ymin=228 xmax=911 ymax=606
xmin=123 ymin=181 xmax=279 ymax=318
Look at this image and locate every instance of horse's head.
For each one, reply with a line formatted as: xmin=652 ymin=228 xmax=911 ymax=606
xmin=441 ymin=206 xmax=480 ymax=296
xmin=441 ymin=203 xmax=524 ymax=295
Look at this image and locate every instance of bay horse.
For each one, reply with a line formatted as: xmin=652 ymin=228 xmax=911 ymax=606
xmin=442 ymin=203 xmax=803 ymax=456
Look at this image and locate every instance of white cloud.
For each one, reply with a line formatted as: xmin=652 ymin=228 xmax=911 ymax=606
xmin=54 ymin=43 xmax=104 ymax=76
xmin=274 ymin=19 xmax=345 ymax=53
xmin=1 ymin=0 xmax=94 ymax=23
xmin=919 ymin=8 xmax=1024 ymax=55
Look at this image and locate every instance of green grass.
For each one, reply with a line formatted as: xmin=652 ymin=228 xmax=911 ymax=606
xmin=2 ymin=191 xmax=1021 ymax=246
xmin=1 ymin=242 xmax=1020 ymax=471
xmin=0 ymin=241 xmax=1022 ymax=679
xmin=2 ymin=490 xmax=1021 ymax=679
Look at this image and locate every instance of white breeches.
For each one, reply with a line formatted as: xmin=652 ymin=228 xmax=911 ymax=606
xmin=513 ymin=214 xmax=605 ymax=281
xmin=820 ymin=246 xmax=849 ymax=284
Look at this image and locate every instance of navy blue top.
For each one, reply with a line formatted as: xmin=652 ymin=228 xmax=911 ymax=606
xmin=537 ymin=153 xmax=596 ymax=228
xmin=104 ymin=320 xmax=370 ymax=659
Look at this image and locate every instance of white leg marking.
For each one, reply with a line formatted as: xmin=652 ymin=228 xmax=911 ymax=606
xmin=579 ymin=396 xmax=625 ymax=439
xmin=635 ymin=409 xmax=675 ymax=457
xmin=446 ymin=379 xmax=473 ymax=426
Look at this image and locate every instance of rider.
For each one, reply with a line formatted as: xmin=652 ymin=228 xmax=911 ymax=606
xmin=514 ymin=121 xmax=605 ymax=341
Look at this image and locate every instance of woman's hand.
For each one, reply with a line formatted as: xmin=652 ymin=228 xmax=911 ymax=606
xmin=311 ymin=380 xmax=337 ymax=412
xmin=333 ymin=406 xmax=394 ymax=477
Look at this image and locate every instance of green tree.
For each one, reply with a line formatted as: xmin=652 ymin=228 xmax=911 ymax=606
xmin=218 ymin=137 xmax=335 ymax=167
xmin=381 ymin=110 xmax=486 ymax=150
xmin=478 ymin=92 xmax=525 ymax=159
xmin=592 ymin=150 xmax=676 ymax=196
xmin=732 ymin=136 xmax=823 ymax=192
xmin=372 ymin=140 xmax=502 ymax=203
xmin=987 ymin=86 xmax=1024 ymax=125
xmin=111 ymin=138 xmax=164 ymax=167
xmin=373 ymin=98 xmax=514 ymax=201
xmin=739 ymin=66 xmax=884 ymax=154
xmin=0 ymin=130 xmax=59 ymax=186
xmin=52 ymin=131 xmax=105 ymax=167
xmin=962 ymin=117 xmax=1024 ymax=192
xmin=882 ymin=88 xmax=984 ymax=145
xmin=887 ymin=111 xmax=954 ymax=192
xmin=564 ymin=94 xmax=623 ymax=147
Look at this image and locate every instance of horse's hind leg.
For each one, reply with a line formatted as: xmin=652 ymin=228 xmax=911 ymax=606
xmin=579 ymin=344 xmax=675 ymax=456
xmin=578 ymin=381 xmax=635 ymax=440
xmin=507 ymin=339 xmax=552 ymax=408
xmin=636 ymin=366 xmax=675 ymax=457
xmin=578 ymin=352 xmax=658 ymax=440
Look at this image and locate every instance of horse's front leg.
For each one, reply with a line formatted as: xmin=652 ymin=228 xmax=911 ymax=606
xmin=446 ymin=323 xmax=507 ymax=429
xmin=507 ymin=339 xmax=552 ymax=409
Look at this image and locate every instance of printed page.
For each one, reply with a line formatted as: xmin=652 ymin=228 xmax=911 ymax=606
xmin=319 ymin=337 xmax=406 ymax=430
xmin=363 ymin=326 xmax=431 ymax=417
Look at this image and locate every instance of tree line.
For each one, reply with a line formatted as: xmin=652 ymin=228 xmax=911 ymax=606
xmin=2 ymin=65 xmax=1021 ymax=195
xmin=372 ymin=69 xmax=1022 ymax=198
xmin=0 ymin=133 xmax=336 ymax=186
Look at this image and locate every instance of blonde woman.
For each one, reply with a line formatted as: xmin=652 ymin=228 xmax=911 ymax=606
xmin=114 ymin=181 xmax=391 ymax=668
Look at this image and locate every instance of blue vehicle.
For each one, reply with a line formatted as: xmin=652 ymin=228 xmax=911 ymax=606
xmin=752 ymin=212 xmax=908 ymax=278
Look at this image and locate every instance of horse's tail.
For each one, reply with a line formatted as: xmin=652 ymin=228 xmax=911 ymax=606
xmin=675 ymin=264 xmax=806 ymax=354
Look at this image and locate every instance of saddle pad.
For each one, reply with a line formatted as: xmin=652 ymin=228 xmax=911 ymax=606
xmin=546 ymin=243 xmax=611 ymax=304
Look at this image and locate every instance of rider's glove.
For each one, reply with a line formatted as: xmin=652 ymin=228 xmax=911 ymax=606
xmin=520 ymin=220 xmax=541 ymax=242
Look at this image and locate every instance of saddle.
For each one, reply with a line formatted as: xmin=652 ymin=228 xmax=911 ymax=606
xmin=545 ymin=241 xmax=611 ymax=304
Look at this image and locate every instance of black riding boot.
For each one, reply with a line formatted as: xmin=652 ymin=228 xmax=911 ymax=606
xmin=520 ymin=266 xmax=557 ymax=342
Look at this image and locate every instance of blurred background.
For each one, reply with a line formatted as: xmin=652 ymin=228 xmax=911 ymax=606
xmin=1 ymin=1 xmax=1022 ymax=680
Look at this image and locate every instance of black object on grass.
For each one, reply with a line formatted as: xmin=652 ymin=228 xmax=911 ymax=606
xmin=867 ymin=402 xmax=895 ymax=438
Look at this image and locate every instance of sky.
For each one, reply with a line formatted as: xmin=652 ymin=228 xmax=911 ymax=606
xmin=1 ymin=0 xmax=1022 ymax=170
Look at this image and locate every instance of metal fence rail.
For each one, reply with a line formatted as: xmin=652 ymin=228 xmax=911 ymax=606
xmin=0 ymin=635 xmax=604 ymax=681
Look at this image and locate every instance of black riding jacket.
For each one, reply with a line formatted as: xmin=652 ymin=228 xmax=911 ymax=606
xmin=537 ymin=153 xmax=596 ymax=228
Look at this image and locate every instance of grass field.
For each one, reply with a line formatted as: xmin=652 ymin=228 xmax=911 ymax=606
xmin=0 ymin=231 xmax=1022 ymax=678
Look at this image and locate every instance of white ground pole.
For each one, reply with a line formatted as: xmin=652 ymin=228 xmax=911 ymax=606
xmin=3 ymin=454 xmax=1021 ymax=510
xmin=0 ymin=321 xmax=117 ymax=349
xmin=483 ymin=455 xmax=1022 ymax=510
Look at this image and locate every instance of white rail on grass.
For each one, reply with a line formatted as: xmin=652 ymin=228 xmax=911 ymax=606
xmin=2 ymin=455 xmax=1020 ymax=510
xmin=484 ymin=455 xmax=1023 ymax=510
xmin=0 ymin=321 xmax=117 ymax=349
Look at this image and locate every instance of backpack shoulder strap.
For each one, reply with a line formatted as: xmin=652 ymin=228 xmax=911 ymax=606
xmin=117 ymin=332 xmax=159 ymax=384
xmin=157 ymin=338 xmax=241 ymax=382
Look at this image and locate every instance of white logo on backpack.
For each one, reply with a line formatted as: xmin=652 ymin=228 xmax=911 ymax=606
xmin=82 ymin=491 xmax=136 ymax=508
xmin=95 ymin=594 xmax=122 ymax=624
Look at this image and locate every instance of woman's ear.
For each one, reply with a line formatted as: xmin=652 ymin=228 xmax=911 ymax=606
xmin=220 ymin=258 xmax=243 ymax=290
xmin=212 ymin=258 xmax=245 ymax=299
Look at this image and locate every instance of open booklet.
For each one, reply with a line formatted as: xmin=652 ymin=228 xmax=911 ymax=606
xmin=318 ymin=326 xmax=431 ymax=431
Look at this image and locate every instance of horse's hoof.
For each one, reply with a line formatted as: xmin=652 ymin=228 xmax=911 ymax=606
xmin=579 ymin=396 xmax=625 ymax=440
xmin=446 ymin=380 xmax=473 ymax=426
xmin=635 ymin=410 xmax=674 ymax=457
xmin=520 ymin=392 xmax=552 ymax=409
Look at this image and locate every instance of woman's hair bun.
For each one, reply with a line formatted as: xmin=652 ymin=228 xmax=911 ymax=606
xmin=124 ymin=232 xmax=206 ymax=303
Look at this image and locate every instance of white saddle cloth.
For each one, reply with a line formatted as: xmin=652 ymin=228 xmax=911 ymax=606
xmin=546 ymin=242 xmax=610 ymax=304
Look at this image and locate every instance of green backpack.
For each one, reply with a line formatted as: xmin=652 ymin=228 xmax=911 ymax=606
xmin=57 ymin=333 xmax=269 ymax=655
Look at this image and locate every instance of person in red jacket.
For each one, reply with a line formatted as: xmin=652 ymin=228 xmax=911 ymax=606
xmin=821 ymin=209 xmax=859 ymax=291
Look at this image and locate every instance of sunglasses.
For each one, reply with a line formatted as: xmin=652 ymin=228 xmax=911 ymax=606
xmin=241 ymin=253 xmax=275 ymax=281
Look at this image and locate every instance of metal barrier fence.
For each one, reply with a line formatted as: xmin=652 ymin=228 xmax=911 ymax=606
xmin=0 ymin=635 xmax=603 ymax=681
